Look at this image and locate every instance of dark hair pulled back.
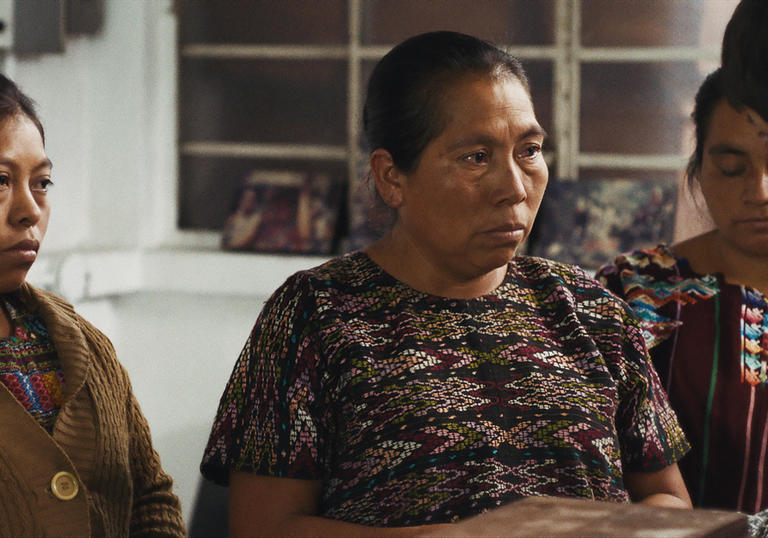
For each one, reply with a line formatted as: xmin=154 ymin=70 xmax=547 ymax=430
xmin=363 ymin=31 xmax=529 ymax=173
xmin=721 ymin=0 xmax=768 ymax=122
xmin=686 ymin=68 xmax=725 ymax=190
xmin=0 ymin=73 xmax=44 ymax=143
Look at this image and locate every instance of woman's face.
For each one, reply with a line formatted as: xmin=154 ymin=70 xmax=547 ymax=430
xmin=393 ymin=75 xmax=548 ymax=279
xmin=0 ymin=114 xmax=51 ymax=293
xmin=699 ymin=99 xmax=768 ymax=258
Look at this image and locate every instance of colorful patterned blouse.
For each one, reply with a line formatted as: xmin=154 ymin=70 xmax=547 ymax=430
xmin=0 ymin=294 xmax=64 ymax=433
xmin=597 ymin=244 xmax=768 ymax=513
xmin=202 ymin=252 xmax=689 ymax=526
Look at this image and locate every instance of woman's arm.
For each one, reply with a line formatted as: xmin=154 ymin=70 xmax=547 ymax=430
xmin=624 ymin=464 xmax=692 ymax=509
xmin=127 ymin=389 xmax=188 ymax=537
xmin=229 ymin=466 xmax=692 ymax=537
xmin=76 ymin=318 xmax=187 ymax=537
xmin=229 ymin=472 xmax=449 ymax=537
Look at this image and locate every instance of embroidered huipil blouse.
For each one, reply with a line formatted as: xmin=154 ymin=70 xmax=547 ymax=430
xmin=597 ymin=244 xmax=768 ymax=513
xmin=202 ymin=252 xmax=689 ymax=526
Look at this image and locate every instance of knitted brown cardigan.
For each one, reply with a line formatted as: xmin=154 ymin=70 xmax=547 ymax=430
xmin=0 ymin=284 xmax=187 ymax=537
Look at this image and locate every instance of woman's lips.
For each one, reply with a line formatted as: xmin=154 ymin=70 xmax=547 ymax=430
xmin=2 ymin=239 xmax=39 ymax=264
xmin=736 ymin=218 xmax=768 ymax=232
xmin=483 ymin=224 xmax=525 ymax=243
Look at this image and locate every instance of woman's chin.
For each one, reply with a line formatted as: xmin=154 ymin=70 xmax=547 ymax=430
xmin=477 ymin=236 xmax=525 ymax=262
xmin=474 ymin=248 xmax=520 ymax=274
xmin=728 ymin=236 xmax=768 ymax=260
xmin=493 ymin=244 xmax=523 ymax=262
xmin=0 ymin=273 xmax=29 ymax=294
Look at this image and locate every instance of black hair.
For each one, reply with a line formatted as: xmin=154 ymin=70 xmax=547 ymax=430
xmin=363 ymin=31 xmax=529 ymax=173
xmin=0 ymin=73 xmax=44 ymax=143
xmin=686 ymin=68 xmax=725 ymax=190
xmin=721 ymin=0 xmax=768 ymax=121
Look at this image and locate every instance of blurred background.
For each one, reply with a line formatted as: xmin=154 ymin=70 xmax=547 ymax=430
xmin=3 ymin=0 xmax=738 ymax=531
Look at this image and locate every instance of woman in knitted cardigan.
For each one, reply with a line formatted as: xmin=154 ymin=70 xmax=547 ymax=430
xmin=0 ymin=76 xmax=186 ymax=536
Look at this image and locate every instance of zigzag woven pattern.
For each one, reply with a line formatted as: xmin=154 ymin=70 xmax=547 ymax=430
xmin=612 ymin=249 xmax=719 ymax=350
xmin=599 ymin=246 xmax=768 ymax=387
xmin=202 ymin=252 xmax=688 ymax=526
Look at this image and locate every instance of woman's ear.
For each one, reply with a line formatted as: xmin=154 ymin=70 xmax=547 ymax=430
xmin=370 ymin=148 xmax=405 ymax=208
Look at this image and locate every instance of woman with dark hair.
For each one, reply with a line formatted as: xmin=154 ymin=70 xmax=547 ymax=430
xmin=597 ymin=0 xmax=768 ymax=519
xmin=202 ymin=31 xmax=691 ymax=534
xmin=597 ymin=67 xmax=768 ymax=515
xmin=0 ymin=74 xmax=186 ymax=536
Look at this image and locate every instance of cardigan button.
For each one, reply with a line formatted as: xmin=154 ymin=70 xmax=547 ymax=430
xmin=51 ymin=471 xmax=79 ymax=501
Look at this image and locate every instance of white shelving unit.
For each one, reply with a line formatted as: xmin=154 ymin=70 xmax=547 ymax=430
xmin=177 ymin=0 xmax=723 ymax=215
xmin=26 ymin=1 xmax=734 ymax=301
xmin=28 ymin=247 xmax=328 ymax=302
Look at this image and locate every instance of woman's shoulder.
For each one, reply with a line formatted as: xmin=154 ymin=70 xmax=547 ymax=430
xmin=594 ymin=245 xmax=697 ymax=307
xmin=511 ymin=255 xmax=630 ymax=310
xmin=510 ymin=256 xmax=640 ymax=327
xmin=598 ymin=244 xmax=682 ymax=278
xmin=276 ymin=251 xmax=382 ymax=295
xmin=18 ymin=283 xmax=76 ymax=315
xmin=262 ymin=251 xmax=387 ymax=316
xmin=17 ymin=284 xmax=128 ymax=384
xmin=302 ymin=251 xmax=377 ymax=280
xmin=594 ymin=244 xmax=695 ymax=296
xmin=19 ymin=284 xmax=115 ymax=351
xmin=512 ymin=255 xmax=607 ymax=291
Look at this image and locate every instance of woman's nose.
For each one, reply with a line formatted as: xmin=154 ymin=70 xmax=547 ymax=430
xmin=494 ymin=157 xmax=527 ymax=205
xmin=745 ymin=169 xmax=768 ymax=205
xmin=10 ymin=186 xmax=42 ymax=227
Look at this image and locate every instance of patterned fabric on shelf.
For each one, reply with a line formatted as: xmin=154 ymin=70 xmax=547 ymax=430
xmin=597 ymin=245 xmax=768 ymax=513
xmin=202 ymin=252 xmax=689 ymax=526
xmin=0 ymin=293 xmax=64 ymax=433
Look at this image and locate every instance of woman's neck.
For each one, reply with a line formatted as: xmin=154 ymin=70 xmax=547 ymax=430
xmin=365 ymin=232 xmax=508 ymax=299
xmin=674 ymin=230 xmax=768 ymax=294
xmin=0 ymin=303 xmax=11 ymax=338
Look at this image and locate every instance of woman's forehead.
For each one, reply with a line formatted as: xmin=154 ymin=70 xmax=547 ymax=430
xmin=744 ymin=109 xmax=768 ymax=146
xmin=706 ymin=100 xmax=767 ymax=149
xmin=436 ymin=77 xmax=539 ymax=139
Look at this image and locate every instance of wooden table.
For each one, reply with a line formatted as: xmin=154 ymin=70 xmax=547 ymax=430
xmin=445 ymin=496 xmax=748 ymax=537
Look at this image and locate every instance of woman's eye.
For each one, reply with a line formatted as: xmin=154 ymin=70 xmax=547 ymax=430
xmin=32 ymin=179 xmax=53 ymax=192
xmin=720 ymin=167 xmax=745 ymax=177
xmin=713 ymin=155 xmax=747 ymax=177
xmin=519 ymin=145 xmax=542 ymax=159
xmin=0 ymin=175 xmax=9 ymax=187
xmin=463 ymin=152 xmax=488 ymax=164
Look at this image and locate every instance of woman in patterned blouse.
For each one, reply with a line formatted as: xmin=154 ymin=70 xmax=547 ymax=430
xmin=202 ymin=31 xmax=692 ymax=535
xmin=597 ymin=0 xmax=768 ymax=517
xmin=597 ymin=66 xmax=768 ymax=516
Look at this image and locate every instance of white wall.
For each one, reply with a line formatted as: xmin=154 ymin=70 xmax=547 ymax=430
xmin=4 ymin=0 xmax=280 ymax=528
xmin=5 ymin=0 xmax=178 ymax=251
xmin=75 ymin=292 xmax=267 ymax=529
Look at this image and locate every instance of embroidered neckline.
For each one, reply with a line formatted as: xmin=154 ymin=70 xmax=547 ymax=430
xmin=622 ymin=245 xmax=768 ymax=387
xmin=741 ymin=287 xmax=768 ymax=386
